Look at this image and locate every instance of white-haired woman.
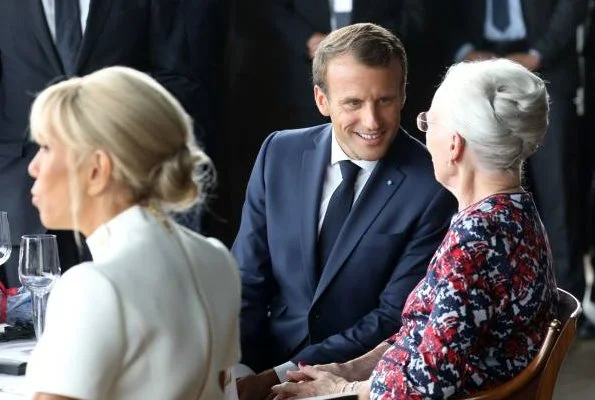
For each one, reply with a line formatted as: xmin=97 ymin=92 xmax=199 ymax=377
xmin=272 ymin=59 xmax=559 ymax=399
xmin=25 ymin=66 xmax=241 ymax=400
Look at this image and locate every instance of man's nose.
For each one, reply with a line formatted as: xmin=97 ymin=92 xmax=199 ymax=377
xmin=361 ymin=104 xmax=380 ymax=131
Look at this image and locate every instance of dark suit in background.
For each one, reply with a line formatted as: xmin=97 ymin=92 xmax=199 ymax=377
xmin=234 ymin=125 xmax=455 ymax=372
xmin=450 ymin=0 xmax=587 ymax=300
xmin=269 ymin=0 xmax=425 ymax=129
xmin=0 ymin=0 xmax=199 ymax=285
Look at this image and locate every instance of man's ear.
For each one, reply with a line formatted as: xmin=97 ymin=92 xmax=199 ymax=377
xmin=85 ymin=149 xmax=113 ymax=197
xmin=314 ymin=85 xmax=330 ymax=116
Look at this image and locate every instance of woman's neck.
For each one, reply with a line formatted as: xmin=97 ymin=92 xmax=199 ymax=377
xmin=449 ymin=169 xmax=523 ymax=211
xmin=78 ymin=196 xmax=135 ymax=238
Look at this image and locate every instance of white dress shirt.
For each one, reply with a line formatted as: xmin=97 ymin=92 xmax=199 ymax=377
xmin=484 ymin=0 xmax=527 ymax=41
xmin=27 ymin=206 xmax=241 ymax=399
xmin=40 ymin=0 xmax=91 ymax=40
xmin=318 ymin=130 xmax=378 ymax=232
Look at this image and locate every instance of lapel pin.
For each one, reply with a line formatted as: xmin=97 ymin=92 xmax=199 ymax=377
xmin=386 ymin=179 xmax=393 ymax=186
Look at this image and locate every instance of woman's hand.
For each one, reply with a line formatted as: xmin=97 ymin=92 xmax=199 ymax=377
xmin=272 ymin=365 xmax=348 ymax=399
xmin=286 ymin=362 xmax=353 ymax=383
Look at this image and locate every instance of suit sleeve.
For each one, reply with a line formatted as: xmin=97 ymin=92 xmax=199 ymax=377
xmin=148 ymin=0 xmax=214 ymax=142
xmin=231 ymin=133 xmax=278 ymax=372
xmin=447 ymin=1 xmax=478 ymax=61
xmin=291 ymin=187 xmax=457 ymax=365
xmin=531 ymin=0 xmax=587 ymax=68
xmin=270 ymin=0 xmax=321 ymax=58
xmin=395 ymin=0 xmax=426 ymax=45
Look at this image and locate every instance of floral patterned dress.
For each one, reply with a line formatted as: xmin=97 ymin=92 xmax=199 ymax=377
xmin=370 ymin=192 xmax=558 ymax=399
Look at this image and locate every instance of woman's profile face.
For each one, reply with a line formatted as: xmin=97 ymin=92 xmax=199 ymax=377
xmin=425 ymin=89 xmax=454 ymax=186
xmin=28 ymin=129 xmax=78 ymax=230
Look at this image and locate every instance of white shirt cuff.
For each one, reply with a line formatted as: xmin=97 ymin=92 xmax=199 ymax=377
xmin=455 ymin=43 xmax=475 ymax=62
xmin=273 ymin=361 xmax=299 ymax=383
xmin=233 ymin=363 xmax=255 ymax=379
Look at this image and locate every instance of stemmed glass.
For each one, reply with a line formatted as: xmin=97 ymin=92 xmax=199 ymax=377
xmin=0 ymin=212 xmax=11 ymax=268
xmin=18 ymin=234 xmax=61 ymax=339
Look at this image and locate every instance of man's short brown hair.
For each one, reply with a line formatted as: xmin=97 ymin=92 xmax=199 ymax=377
xmin=312 ymin=23 xmax=408 ymax=95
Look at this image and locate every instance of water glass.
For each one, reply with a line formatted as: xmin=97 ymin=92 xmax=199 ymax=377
xmin=18 ymin=234 xmax=61 ymax=339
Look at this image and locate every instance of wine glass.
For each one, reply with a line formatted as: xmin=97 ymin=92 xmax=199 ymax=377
xmin=18 ymin=234 xmax=61 ymax=339
xmin=0 ymin=212 xmax=11 ymax=267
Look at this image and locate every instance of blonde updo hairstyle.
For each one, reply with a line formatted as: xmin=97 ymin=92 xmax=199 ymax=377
xmin=439 ymin=58 xmax=549 ymax=173
xmin=29 ymin=66 xmax=212 ymax=217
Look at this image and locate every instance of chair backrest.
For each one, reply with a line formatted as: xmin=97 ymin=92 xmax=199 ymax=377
xmin=459 ymin=287 xmax=582 ymax=400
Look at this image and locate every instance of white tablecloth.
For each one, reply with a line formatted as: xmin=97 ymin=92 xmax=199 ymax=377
xmin=0 ymin=325 xmax=34 ymax=399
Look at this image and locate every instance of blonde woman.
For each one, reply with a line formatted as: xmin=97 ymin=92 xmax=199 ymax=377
xmin=25 ymin=66 xmax=241 ymax=400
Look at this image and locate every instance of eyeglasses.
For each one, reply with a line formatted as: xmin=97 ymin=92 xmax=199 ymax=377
xmin=416 ymin=111 xmax=430 ymax=132
xmin=417 ymin=111 xmax=452 ymax=133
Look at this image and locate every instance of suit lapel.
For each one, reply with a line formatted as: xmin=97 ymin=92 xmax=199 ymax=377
xmin=29 ymin=0 xmax=63 ymax=74
xmin=313 ymin=131 xmax=406 ymax=303
xmin=300 ymin=126 xmax=332 ymax=296
xmin=76 ymin=0 xmax=114 ymax=71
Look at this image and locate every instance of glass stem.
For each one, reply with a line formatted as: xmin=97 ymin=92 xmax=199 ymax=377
xmin=32 ymin=293 xmax=47 ymax=340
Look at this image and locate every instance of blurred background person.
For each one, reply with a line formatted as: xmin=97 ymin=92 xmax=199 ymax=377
xmin=268 ymin=0 xmax=425 ymax=129
xmin=25 ymin=66 xmax=241 ymax=400
xmin=0 ymin=0 xmax=205 ymax=284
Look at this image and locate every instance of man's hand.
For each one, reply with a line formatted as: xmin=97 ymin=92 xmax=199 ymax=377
xmin=307 ymin=33 xmax=327 ymax=59
xmin=272 ymin=365 xmax=348 ymax=399
xmin=237 ymin=369 xmax=279 ymax=400
xmin=464 ymin=50 xmax=497 ymax=62
xmin=506 ymin=52 xmax=541 ymax=71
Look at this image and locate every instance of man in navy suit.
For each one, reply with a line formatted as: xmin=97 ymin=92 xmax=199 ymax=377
xmin=232 ymin=23 xmax=457 ymax=400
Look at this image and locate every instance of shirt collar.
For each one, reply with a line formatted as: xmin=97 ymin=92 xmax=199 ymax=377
xmin=85 ymin=205 xmax=149 ymax=263
xmin=330 ymin=128 xmax=378 ymax=174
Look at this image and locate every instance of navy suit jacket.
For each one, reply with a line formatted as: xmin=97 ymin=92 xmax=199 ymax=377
xmin=232 ymin=124 xmax=457 ymax=372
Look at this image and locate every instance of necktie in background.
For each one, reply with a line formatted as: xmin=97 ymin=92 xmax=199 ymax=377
xmin=317 ymin=160 xmax=360 ymax=278
xmin=55 ymin=0 xmax=82 ymax=76
xmin=492 ymin=0 xmax=511 ymax=32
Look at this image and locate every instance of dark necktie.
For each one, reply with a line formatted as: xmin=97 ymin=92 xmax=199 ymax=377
xmin=55 ymin=0 xmax=82 ymax=76
xmin=318 ymin=160 xmax=360 ymax=277
xmin=492 ymin=0 xmax=510 ymax=32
